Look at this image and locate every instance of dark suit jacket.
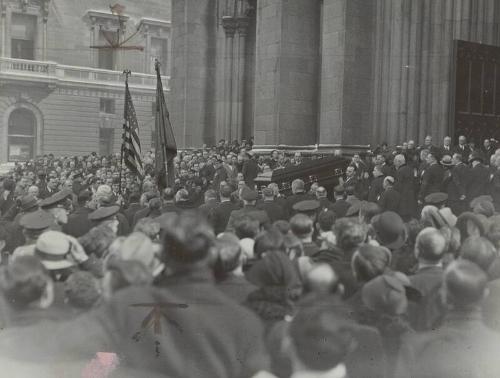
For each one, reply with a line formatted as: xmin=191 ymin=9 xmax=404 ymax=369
xmin=63 ymin=207 xmax=93 ymax=238
xmin=330 ymin=199 xmax=351 ymax=218
xmin=257 ymin=200 xmax=287 ymax=223
xmin=242 ymin=159 xmax=259 ymax=189
xmin=419 ymin=162 xmax=444 ymax=200
xmin=378 ymin=187 xmax=401 ymax=213
xmin=368 ymin=176 xmax=385 ymax=202
xmin=395 ymin=164 xmax=417 ymax=218
xmin=453 ymin=144 xmax=471 ymax=160
xmin=123 ymin=203 xmax=143 ymax=226
xmin=468 ymin=163 xmax=490 ymax=200
xmin=445 ymin=163 xmax=469 ymax=201
xmin=211 ymin=201 xmax=240 ymax=235
xmin=0 ymin=191 xmax=15 ymax=219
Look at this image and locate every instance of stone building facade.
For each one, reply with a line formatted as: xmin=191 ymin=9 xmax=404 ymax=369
xmin=0 ymin=0 xmax=171 ymax=162
xmin=170 ymin=0 xmax=500 ymax=148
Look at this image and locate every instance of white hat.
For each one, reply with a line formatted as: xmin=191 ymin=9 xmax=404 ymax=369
xmin=35 ymin=231 xmax=75 ymax=270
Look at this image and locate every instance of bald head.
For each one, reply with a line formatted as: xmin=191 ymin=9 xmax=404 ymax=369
xmin=415 ymin=227 xmax=447 ymax=263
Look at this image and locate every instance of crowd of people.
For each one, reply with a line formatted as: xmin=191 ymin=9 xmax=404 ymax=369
xmin=0 ymin=134 xmax=499 ymax=377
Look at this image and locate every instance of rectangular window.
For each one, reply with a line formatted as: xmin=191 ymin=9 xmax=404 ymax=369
xmin=99 ymin=128 xmax=114 ymax=156
xmin=97 ymin=30 xmax=117 ymax=70
xmin=11 ymin=13 xmax=37 ymax=60
xmin=100 ymin=98 xmax=115 ymax=114
xmin=150 ymin=37 xmax=168 ymax=73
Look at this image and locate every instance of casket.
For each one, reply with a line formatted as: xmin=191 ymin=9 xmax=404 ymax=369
xmin=255 ymin=156 xmax=350 ymax=195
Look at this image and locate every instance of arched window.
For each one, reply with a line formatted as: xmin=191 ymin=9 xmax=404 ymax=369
xmin=8 ymin=108 xmax=36 ymax=161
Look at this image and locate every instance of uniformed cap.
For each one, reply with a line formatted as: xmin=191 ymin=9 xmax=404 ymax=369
xmin=40 ymin=190 xmax=71 ymax=209
xmin=19 ymin=210 xmax=55 ymax=230
xmin=424 ymin=192 xmax=448 ymax=205
xmin=293 ymin=200 xmax=320 ymax=213
xmin=241 ymin=187 xmax=259 ymax=201
xmin=88 ymin=205 xmax=120 ymax=222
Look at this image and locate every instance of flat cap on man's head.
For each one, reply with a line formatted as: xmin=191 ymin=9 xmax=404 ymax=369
xmin=424 ymin=192 xmax=448 ymax=206
xmin=40 ymin=190 xmax=71 ymax=209
xmin=293 ymin=200 xmax=320 ymax=213
xmin=88 ymin=205 xmax=120 ymax=222
xmin=19 ymin=210 xmax=55 ymax=230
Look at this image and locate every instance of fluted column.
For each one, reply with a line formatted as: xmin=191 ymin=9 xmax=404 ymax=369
xmin=0 ymin=1 xmax=6 ymax=58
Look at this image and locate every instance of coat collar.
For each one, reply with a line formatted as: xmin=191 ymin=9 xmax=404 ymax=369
xmin=291 ymin=364 xmax=347 ymax=378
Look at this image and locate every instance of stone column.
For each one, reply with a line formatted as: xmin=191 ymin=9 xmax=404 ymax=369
xmin=233 ymin=17 xmax=249 ymax=141
xmin=170 ymin=0 xmax=217 ymax=148
xmin=0 ymin=1 xmax=6 ymax=57
xmin=222 ymin=17 xmax=236 ymax=141
xmin=318 ymin=0 xmax=374 ymax=145
xmin=42 ymin=0 xmax=50 ymax=61
xmin=253 ymin=0 xmax=321 ymax=146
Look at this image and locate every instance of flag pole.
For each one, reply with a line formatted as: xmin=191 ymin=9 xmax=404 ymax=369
xmin=119 ymin=69 xmax=131 ymax=196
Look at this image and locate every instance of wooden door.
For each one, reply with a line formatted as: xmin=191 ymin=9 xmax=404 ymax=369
xmin=451 ymin=40 xmax=500 ymax=144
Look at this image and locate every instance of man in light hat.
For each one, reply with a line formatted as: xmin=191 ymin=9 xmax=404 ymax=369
xmin=226 ymin=187 xmax=269 ymax=233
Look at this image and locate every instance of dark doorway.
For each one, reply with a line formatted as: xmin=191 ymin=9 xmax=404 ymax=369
xmin=451 ymin=40 xmax=500 ymax=144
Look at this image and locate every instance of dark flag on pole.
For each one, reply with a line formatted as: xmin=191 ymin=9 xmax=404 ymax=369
xmin=122 ymin=72 xmax=144 ymax=179
xmin=154 ymin=60 xmax=177 ymax=190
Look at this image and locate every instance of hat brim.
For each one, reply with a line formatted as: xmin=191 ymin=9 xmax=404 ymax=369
xmin=40 ymin=259 xmax=75 ymax=271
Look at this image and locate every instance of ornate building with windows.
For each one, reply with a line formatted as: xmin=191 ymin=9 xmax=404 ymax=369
xmin=0 ymin=0 xmax=170 ymax=162
xmin=170 ymin=0 xmax=500 ymax=148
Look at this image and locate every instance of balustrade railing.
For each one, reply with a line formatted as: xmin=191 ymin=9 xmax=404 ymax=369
xmin=0 ymin=57 xmax=169 ymax=89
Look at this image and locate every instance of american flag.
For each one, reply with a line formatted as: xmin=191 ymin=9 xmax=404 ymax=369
xmin=123 ymin=81 xmax=144 ymax=178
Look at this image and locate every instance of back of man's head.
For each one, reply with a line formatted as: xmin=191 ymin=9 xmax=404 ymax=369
xmin=204 ymin=189 xmax=217 ymax=202
xmin=78 ymin=190 xmax=92 ymax=207
xmin=212 ymin=234 xmax=242 ymax=281
xmin=0 ymin=256 xmax=51 ymax=309
xmin=163 ymin=187 xmax=175 ymax=202
xmin=233 ymin=215 xmax=260 ymax=239
xmin=459 ymin=236 xmax=497 ymax=272
xmin=415 ymin=227 xmax=446 ymax=263
xmin=220 ymin=185 xmax=232 ymax=200
xmin=175 ymin=189 xmax=189 ymax=203
xmin=288 ymin=306 xmax=354 ymax=372
xmin=303 ymin=264 xmax=341 ymax=296
xmin=161 ymin=212 xmax=214 ymax=266
xmin=444 ymin=260 xmax=488 ymax=309
xmin=318 ymin=210 xmax=336 ymax=233
xmin=291 ymin=179 xmax=305 ymax=194
xmin=290 ymin=214 xmax=314 ymax=239
xmin=129 ymin=191 xmax=141 ymax=204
